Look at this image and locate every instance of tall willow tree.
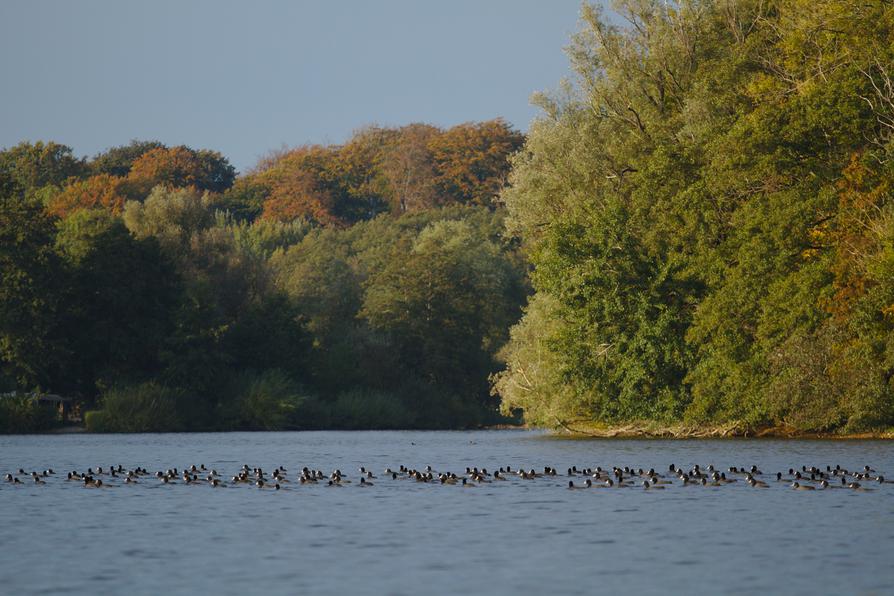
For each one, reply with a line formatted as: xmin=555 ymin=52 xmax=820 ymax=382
xmin=495 ymin=0 xmax=894 ymax=432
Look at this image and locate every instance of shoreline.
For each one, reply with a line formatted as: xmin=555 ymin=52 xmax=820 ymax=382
xmin=543 ymin=421 xmax=894 ymax=440
xmin=11 ymin=423 xmax=893 ymax=438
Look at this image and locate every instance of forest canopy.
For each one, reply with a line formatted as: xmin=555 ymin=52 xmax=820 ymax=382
xmin=0 ymin=121 xmax=526 ymax=431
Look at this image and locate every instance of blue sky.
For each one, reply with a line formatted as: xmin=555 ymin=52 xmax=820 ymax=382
xmin=0 ymin=1 xmax=597 ymax=173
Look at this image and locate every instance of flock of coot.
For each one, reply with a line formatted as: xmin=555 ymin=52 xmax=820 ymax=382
xmin=3 ymin=462 xmax=890 ymax=492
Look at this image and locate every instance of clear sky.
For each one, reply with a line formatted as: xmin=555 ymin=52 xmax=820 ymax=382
xmin=0 ymin=0 xmax=595 ymax=173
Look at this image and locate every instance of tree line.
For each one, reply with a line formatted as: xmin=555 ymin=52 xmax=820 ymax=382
xmin=0 ymin=120 xmax=526 ymax=432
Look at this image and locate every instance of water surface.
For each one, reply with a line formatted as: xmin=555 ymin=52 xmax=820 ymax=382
xmin=2 ymin=431 xmax=893 ymax=595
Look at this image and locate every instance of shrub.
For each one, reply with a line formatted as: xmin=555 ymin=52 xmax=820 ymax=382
xmin=329 ymin=389 xmax=417 ymax=429
xmin=91 ymin=382 xmax=186 ymax=432
xmin=83 ymin=409 xmax=109 ymax=432
xmin=0 ymin=394 xmax=57 ymax=433
xmin=221 ymin=369 xmax=307 ymax=430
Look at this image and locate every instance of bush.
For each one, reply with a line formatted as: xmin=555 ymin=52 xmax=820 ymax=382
xmin=328 ymin=389 xmax=417 ymax=429
xmin=409 ymin=387 xmax=496 ymax=429
xmin=0 ymin=394 xmax=57 ymax=433
xmin=83 ymin=409 xmax=109 ymax=432
xmin=91 ymin=382 xmax=186 ymax=432
xmin=219 ymin=369 xmax=307 ymax=430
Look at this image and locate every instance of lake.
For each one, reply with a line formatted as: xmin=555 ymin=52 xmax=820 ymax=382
xmin=1 ymin=430 xmax=893 ymax=595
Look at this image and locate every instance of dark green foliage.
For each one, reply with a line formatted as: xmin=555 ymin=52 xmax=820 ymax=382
xmin=223 ymin=293 xmax=309 ymax=376
xmin=0 ymin=395 xmax=58 ymax=433
xmin=327 ymin=390 xmax=418 ymax=429
xmin=218 ymin=178 xmax=268 ymax=221
xmin=0 ymin=141 xmax=87 ymax=193
xmin=0 ymin=192 xmax=67 ymax=387
xmin=273 ymin=206 xmax=527 ymax=424
xmin=216 ymin=369 xmax=307 ymax=431
xmin=194 ymin=149 xmax=238 ymax=194
xmin=55 ymin=210 xmax=181 ymax=397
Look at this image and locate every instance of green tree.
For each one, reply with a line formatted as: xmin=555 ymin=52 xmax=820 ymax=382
xmin=362 ymin=219 xmax=524 ymax=398
xmin=0 ymin=141 xmax=87 ymax=192
xmin=496 ymin=0 xmax=894 ymax=432
xmin=55 ymin=209 xmax=181 ymax=397
xmin=0 ymin=191 xmax=67 ymax=388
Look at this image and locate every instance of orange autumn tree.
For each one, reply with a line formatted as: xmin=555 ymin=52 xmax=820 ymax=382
xmin=252 ymin=145 xmax=380 ymax=226
xmin=46 ymin=145 xmax=236 ymax=218
xmin=260 ymin=166 xmax=338 ymax=225
xmin=127 ymin=146 xmax=235 ymax=197
xmin=427 ymin=119 xmax=524 ymax=207
xmin=380 ymin=123 xmax=440 ymax=213
xmin=229 ymin=121 xmax=523 ymax=225
xmin=47 ymin=174 xmax=130 ymax=217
